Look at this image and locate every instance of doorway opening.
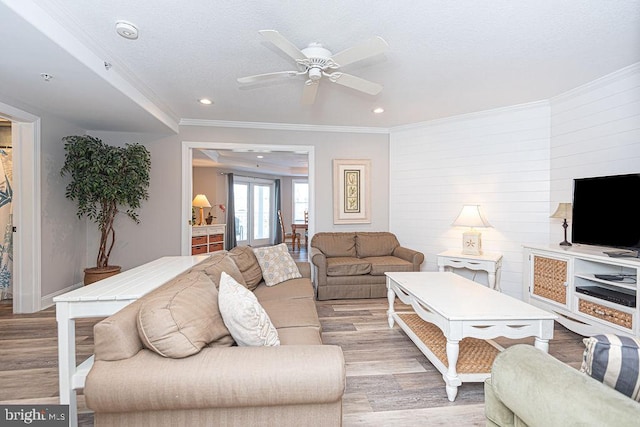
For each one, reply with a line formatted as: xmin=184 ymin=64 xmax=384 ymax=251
xmin=181 ymin=141 xmax=314 ymax=256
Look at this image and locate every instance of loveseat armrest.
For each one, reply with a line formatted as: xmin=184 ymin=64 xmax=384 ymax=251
xmin=86 ymin=345 xmax=345 ymax=413
xmin=309 ymin=247 xmax=328 ymax=287
xmin=295 ymin=261 xmax=311 ymax=278
xmin=392 ymin=246 xmax=424 ymax=270
xmin=486 ymin=344 xmax=640 ymax=427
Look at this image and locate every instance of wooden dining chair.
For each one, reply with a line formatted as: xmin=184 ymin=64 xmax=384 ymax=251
xmin=278 ymin=210 xmax=300 ymax=250
xmin=303 ymin=210 xmax=309 ymax=246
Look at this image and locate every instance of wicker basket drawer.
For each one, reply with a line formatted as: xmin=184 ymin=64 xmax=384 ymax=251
xmin=192 ymin=236 xmax=207 ymax=245
xmin=578 ymin=298 xmax=633 ymax=330
xmin=191 ymin=245 xmax=208 ymax=255
xmin=209 ymin=242 xmax=223 ymax=252
xmin=532 ymin=256 xmax=568 ymax=305
xmin=209 ymin=234 xmax=224 ymax=242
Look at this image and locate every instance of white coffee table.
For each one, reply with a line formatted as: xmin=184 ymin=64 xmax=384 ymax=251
xmin=386 ymin=272 xmax=557 ymax=401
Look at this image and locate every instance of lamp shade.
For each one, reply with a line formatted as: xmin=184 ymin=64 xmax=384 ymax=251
xmin=452 ymin=205 xmax=492 ymax=228
xmin=192 ymin=194 xmax=211 ymax=208
xmin=550 ymin=203 xmax=572 ymax=220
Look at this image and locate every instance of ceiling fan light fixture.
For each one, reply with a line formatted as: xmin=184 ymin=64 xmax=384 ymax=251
xmin=308 ymin=68 xmax=322 ymax=81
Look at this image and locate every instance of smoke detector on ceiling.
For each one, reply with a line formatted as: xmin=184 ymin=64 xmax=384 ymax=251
xmin=115 ymin=21 xmax=138 ymax=40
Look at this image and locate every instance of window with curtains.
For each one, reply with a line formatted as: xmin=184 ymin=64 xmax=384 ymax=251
xmin=292 ymin=180 xmax=309 ymax=223
xmin=233 ymin=177 xmax=274 ymax=247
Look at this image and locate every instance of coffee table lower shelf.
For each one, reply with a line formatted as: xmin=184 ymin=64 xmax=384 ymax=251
xmin=395 ymin=312 xmax=502 ymax=384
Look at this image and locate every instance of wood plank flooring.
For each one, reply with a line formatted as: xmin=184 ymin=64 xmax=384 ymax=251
xmin=0 ymin=264 xmax=586 ymax=426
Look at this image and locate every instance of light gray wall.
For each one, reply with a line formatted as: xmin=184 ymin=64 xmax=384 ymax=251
xmin=87 ymin=126 xmax=389 ymax=272
xmin=179 ymin=125 xmax=390 ymax=233
xmin=40 ymin=114 xmax=87 ymax=296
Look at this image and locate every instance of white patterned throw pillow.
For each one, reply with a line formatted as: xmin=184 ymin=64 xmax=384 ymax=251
xmin=252 ymin=243 xmax=302 ymax=287
xmin=218 ymin=272 xmax=280 ymax=346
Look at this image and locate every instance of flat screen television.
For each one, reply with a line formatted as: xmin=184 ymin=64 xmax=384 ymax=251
xmin=571 ymin=173 xmax=640 ymax=250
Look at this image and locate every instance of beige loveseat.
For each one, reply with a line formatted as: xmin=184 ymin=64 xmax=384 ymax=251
xmin=85 ymin=247 xmax=346 ymax=427
xmin=310 ymin=232 xmax=424 ymax=300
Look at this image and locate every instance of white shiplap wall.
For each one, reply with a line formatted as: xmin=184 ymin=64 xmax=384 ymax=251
xmin=550 ymin=62 xmax=640 ymax=246
xmin=389 ymin=62 xmax=640 ymax=299
xmin=389 ymin=102 xmax=551 ymax=298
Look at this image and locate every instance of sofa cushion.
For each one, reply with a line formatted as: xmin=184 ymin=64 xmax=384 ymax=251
xmin=252 ymin=243 xmax=302 ymax=287
xmin=261 ymin=298 xmax=321 ymax=330
xmin=311 ymin=232 xmax=357 ymax=258
xmin=363 ymin=256 xmax=415 ymax=276
xmin=218 ymin=272 xmax=280 ymax=346
xmin=277 ymin=327 xmax=323 ymax=345
xmin=327 ymin=257 xmax=371 ymax=276
xmin=253 ymin=277 xmax=315 ymax=302
xmin=356 ymin=232 xmax=400 ymax=258
xmin=190 ymin=251 xmax=246 ymax=288
xmin=229 ymin=245 xmax=263 ymax=291
xmin=136 ymin=271 xmax=233 ymax=359
xmin=581 ymin=334 xmax=640 ymax=401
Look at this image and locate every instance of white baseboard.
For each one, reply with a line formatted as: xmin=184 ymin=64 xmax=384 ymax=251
xmin=41 ymin=282 xmax=83 ymax=309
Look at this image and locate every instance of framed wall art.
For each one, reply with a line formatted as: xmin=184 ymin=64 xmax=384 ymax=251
xmin=333 ymin=159 xmax=371 ymax=224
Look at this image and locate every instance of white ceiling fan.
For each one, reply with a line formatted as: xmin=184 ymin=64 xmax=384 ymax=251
xmin=237 ymin=30 xmax=388 ymax=105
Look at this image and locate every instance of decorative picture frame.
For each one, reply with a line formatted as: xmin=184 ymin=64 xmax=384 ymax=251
xmin=333 ymin=159 xmax=371 ymax=224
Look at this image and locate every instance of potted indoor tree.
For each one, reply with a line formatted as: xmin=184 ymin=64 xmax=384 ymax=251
xmin=60 ymin=135 xmax=151 ymax=285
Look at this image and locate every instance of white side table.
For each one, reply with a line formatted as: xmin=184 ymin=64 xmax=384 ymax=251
xmin=437 ymin=250 xmax=503 ymax=291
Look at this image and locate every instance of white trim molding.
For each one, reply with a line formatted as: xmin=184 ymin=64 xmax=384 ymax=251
xmin=0 ymin=101 xmax=42 ymax=313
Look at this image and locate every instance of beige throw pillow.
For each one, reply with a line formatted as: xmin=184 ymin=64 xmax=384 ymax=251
xmin=252 ymin=243 xmax=302 ymax=287
xmin=229 ymin=245 xmax=263 ymax=291
xmin=218 ymin=272 xmax=280 ymax=347
xmin=136 ymin=271 xmax=233 ymax=358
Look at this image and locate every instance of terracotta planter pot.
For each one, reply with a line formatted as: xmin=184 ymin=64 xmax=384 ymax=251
xmin=84 ymin=266 xmax=121 ymax=285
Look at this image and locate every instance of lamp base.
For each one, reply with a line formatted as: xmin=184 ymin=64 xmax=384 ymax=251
xmin=558 ymin=219 xmax=572 ymax=246
xmin=462 ymin=230 xmax=482 ymax=255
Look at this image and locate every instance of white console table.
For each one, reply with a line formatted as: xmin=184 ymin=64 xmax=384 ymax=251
xmin=437 ymin=250 xmax=503 ymax=291
xmin=54 ymin=255 xmax=207 ymax=427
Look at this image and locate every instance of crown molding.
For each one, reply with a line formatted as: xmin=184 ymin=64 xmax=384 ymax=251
xmin=550 ymin=61 xmax=640 ymax=103
xmin=391 ymin=99 xmax=550 ymax=132
xmin=179 ymin=119 xmax=390 ymax=134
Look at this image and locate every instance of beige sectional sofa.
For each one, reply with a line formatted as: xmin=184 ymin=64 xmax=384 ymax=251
xmin=310 ymin=232 xmax=424 ymax=300
xmin=85 ymin=246 xmax=346 ymax=427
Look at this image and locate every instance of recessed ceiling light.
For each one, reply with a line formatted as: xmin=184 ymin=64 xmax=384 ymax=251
xmin=198 ymin=98 xmax=213 ymax=105
xmin=256 ymin=155 xmax=264 ymax=159
xmin=115 ymin=21 xmax=138 ymax=40
xmin=372 ymin=107 xmax=384 ymax=114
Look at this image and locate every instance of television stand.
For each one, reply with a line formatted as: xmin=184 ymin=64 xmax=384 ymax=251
xmin=604 ymin=249 xmax=639 ymax=258
xmin=523 ymin=245 xmax=639 ymax=338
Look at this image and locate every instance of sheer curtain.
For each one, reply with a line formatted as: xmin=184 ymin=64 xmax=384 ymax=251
xmin=0 ymin=147 xmax=12 ymax=300
xmin=225 ymin=173 xmax=236 ymax=250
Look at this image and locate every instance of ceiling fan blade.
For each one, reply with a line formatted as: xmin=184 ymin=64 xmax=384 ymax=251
xmin=330 ymin=36 xmax=388 ymax=68
xmin=328 ymin=72 xmax=383 ymax=95
xmin=258 ymin=30 xmax=307 ymax=62
xmin=237 ymin=70 xmax=300 ymax=84
xmin=301 ymin=81 xmax=319 ymax=105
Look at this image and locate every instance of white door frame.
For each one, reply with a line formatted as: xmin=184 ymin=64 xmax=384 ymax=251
xmin=0 ymin=101 xmax=41 ymax=313
xmin=181 ymin=141 xmax=314 ymax=255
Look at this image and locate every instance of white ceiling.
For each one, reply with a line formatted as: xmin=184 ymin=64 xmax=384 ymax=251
xmin=1 ymin=0 xmax=639 ymax=134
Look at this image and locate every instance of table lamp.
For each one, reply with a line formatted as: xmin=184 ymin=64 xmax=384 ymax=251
xmin=550 ymin=202 xmax=572 ymax=246
xmin=452 ymin=205 xmax=492 ymax=255
xmin=192 ymin=194 xmax=211 ymax=226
